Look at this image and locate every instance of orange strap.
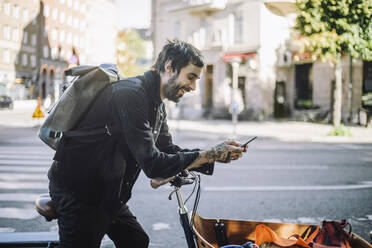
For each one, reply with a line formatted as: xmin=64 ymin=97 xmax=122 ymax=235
xmin=255 ymin=225 xmax=313 ymax=248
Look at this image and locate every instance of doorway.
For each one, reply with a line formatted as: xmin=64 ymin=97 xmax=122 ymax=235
xmin=295 ymin=63 xmax=313 ymax=109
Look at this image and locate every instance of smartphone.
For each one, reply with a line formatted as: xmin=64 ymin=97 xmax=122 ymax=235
xmin=240 ymin=136 xmax=257 ymax=147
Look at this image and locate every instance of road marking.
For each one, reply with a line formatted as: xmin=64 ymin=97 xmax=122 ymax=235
xmin=0 ymin=227 xmax=15 ymax=232
xmin=204 ymin=181 xmax=372 ymax=192
xmin=152 ymin=222 xmax=170 ymax=231
xmin=0 ymin=166 xmax=48 ymax=172
xmin=218 ymin=165 xmax=329 ymax=170
xmin=0 ymin=181 xmax=48 ymax=190
xmin=0 ymin=173 xmax=47 ymax=181
xmin=0 ymin=154 xmax=51 ymax=160
xmin=0 ymin=208 xmax=39 ymax=220
xmin=0 ymin=160 xmax=50 ymax=166
xmin=0 ymin=193 xmax=39 ymax=202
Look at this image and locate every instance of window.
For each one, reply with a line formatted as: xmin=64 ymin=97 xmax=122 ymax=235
xmin=22 ymin=8 xmax=28 ymax=22
xmin=44 ymin=26 xmax=48 ymax=38
xmin=52 ymin=28 xmax=57 ymax=41
xmin=67 ymin=32 xmax=72 ymax=44
xmin=51 ymin=47 xmax=58 ymax=59
xmin=3 ymin=50 xmax=10 ymax=64
xmin=73 ymin=35 xmax=79 ymax=46
xmin=43 ymin=45 xmax=49 ymax=58
xmin=67 ymin=0 xmax=72 ymax=8
xmin=52 ymin=8 xmax=58 ymax=20
xmin=59 ymin=30 xmax=65 ymax=42
xmin=14 ymin=52 xmax=19 ymax=65
xmin=80 ymin=21 xmax=86 ymax=31
xmin=4 ymin=2 xmax=10 ymax=16
xmin=73 ymin=18 xmax=79 ymax=29
xmin=12 ymin=28 xmax=19 ymax=42
xmin=43 ymin=5 xmax=49 ymax=17
xmin=67 ymin=15 xmax=72 ymax=26
xmin=60 ymin=0 xmax=65 ymax=4
xmin=32 ymin=11 xmax=37 ymax=24
xmin=60 ymin=11 xmax=65 ymax=24
xmin=22 ymin=53 xmax=28 ymax=66
xmin=74 ymin=0 xmax=79 ymax=10
xmin=30 ymin=55 xmax=36 ymax=68
xmin=234 ymin=12 xmax=243 ymax=44
xmin=3 ymin=26 xmax=10 ymax=40
xmin=31 ymin=34 xmax=36 ymax=46
xmin=13 ymin=5 xmax=19 ymax=18
xmin=23 ymin=31 xmax=28 ymax=44
xmin=80 ymin=37 xmax=85 ymax=48
xmin=81 ymin=4 xmax=86 ymax=12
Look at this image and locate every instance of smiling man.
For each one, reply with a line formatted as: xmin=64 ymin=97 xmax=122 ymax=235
xmin=48 ymin=40 xmax=248 ymax=248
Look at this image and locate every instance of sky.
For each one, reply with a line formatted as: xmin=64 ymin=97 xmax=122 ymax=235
xmin=116 ymin=0 xmax=152 ymax=30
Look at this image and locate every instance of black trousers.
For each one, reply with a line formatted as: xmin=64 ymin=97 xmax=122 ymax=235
xmin=49 ymin=187 xmax=149 ymax=248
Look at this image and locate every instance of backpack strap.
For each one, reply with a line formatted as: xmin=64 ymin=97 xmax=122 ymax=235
xmin=63 ymin=124 xmax=119 ymax=138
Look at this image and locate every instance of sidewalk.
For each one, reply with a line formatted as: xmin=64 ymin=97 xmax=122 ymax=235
xmin=167 ymin=119 xmax=372 ymax=143
xmin=1 ymin=106 xmax=371 ymax=143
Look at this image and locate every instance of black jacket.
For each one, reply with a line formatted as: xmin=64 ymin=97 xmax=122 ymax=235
xmin=49 ymin=70 xmax=214 ymax=218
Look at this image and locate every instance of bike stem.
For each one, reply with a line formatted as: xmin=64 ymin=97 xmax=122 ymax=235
xmin=174 ymin=186 xmax=196 ymax=248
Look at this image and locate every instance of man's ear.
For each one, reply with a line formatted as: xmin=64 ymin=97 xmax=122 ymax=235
xmin=164 ymin=60 xmax=173 ymax=74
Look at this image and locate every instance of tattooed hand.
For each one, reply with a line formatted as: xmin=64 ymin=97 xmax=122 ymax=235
xmin=206 ymin=140 xmax=245 ymax=163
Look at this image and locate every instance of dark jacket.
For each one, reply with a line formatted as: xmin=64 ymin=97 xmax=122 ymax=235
xmin=49 ymin=70 xmax=214 ymax=218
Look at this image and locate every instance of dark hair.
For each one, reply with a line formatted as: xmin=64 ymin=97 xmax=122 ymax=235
xmin=153 ymin=39 xmax=204 ymax=75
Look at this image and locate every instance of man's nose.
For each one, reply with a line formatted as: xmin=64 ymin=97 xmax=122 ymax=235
xmin=189 ymin=81 xmax=196 ymax=91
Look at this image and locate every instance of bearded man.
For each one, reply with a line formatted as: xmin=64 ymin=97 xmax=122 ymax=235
xmin=48 ymin=40 xmax=248 ymax=248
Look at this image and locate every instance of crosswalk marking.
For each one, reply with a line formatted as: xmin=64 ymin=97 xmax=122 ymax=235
xmin=0 ymin=143 xmax=52 ymax=222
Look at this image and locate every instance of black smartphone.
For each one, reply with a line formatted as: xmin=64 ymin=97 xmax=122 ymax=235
xmin=240 ymin=136 xmax=257 ymax=147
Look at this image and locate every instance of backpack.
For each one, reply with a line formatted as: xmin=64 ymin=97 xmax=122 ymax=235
xmin=38 ymin=64 xmax=124 ymax=150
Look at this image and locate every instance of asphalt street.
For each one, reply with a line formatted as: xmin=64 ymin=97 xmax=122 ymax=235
xmin=0 ymin=107 xmax=371 ymax=247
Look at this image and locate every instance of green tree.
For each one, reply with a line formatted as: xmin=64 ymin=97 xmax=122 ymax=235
xmin=117 ymin=29 xmax=147 ymax=77
xmin=294 ymin=0 xmax=372 ymax=128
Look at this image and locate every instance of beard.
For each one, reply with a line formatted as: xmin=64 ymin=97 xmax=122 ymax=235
xmin=162 ymin=74 xmax=183 ymax=103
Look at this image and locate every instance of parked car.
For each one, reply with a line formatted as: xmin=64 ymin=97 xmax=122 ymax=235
xmin=0 ymin=95 xmax=13 ymax=109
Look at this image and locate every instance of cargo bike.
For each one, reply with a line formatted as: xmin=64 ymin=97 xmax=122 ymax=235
xmin=0 ymin=170 xmax=371 ymax=248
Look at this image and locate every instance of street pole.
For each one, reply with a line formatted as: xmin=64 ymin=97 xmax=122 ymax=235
xmin=231 ymin=57 xmax=241 ymax=137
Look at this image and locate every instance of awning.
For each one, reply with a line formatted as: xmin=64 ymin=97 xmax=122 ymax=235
xmin=222 ymin=52 xmax=256 ymax=63
xmin=263 ymin=0 xmax=299 ymax=17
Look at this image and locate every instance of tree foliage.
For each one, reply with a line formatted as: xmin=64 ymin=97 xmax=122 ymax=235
xmin=295 ymin=0 xmax=372 ymax=63
xmin=117 ymin=29 xmax=147 ymax=77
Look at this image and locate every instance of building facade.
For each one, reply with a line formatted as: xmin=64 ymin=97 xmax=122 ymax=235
xmin=0 ymin=0 xmax=117 ymax=101
xmin=152 ymin=0 xmax=372 ymax=123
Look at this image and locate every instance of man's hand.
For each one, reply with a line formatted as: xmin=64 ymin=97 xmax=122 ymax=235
xmin=206 ymin=140 xmax=246 ymax=163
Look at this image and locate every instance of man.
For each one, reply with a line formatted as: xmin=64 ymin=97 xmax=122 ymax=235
xmin=48 ymin=40 xmax=247 ymax=248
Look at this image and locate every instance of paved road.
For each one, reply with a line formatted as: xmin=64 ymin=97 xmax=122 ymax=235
xmin=0 ymin=124 xmax=371 ymax=247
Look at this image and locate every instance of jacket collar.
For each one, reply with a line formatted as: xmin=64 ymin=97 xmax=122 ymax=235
xmin=143 ymin=70 xmax=162 ymax=106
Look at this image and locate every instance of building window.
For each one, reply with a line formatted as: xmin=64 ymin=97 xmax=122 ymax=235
xmin=60 ymin=11 xmax=65 ymax=24
xmin=74 ymin=0 xmax=79 ymax=11
xmin=234 ymin=12 xmax=243 ymax=44
xmin=73 ymin=18 xmax=79 ymax=29
xmin=67 ymin=0 xmax=72 ymax=8
xmin=67 ymin=32 xmax=72 ymax=44
xmin=22 ymin=53 xmax=28 ymax=66
xmin=43 ymin=5 xmax=49 ymax=17
xmin=23 ymin=31 xmax=28 ymax=44
xmin=43 ymin=45 xmax=49 ymax=58
xmin=51 ymin=47 xmax=58 ymax=60
xmin=73 ymin=35 xmax=79 ymax=46
xmin=67 ymin=15 xmax=72 ymax=26
xmin=14 ymin=52 xmax=19 ymax=65
xmin=3 ymin=26 xmax=10 ymax=40
xmin=30 ymin=54 xmax=36 ymax=68
xmin=80 ymin=21 xmax=86 ymax=31
xmin=44 ymin=26 xmax=48 ymax=38
xmin=4 ymin=2 xmax=10 ymax=16
xmin=22 ymin=8 xmax=29 ymax=22
xmin=13 ymin=5 xmax=19 ymax=18
xmin=3 ymin=50 xmax=10 ymax=64
xmin=31 ymin=33 xmax=36 ymax=46
xmin=80 ymin=37 xmax=85 ymax=48
xmin=81 ymin=3 xmax=86 ymax=12
xmin=60 ymin=0 xmax=66 ymax=4
xmin=12 ymin=28 xmax=19 ymax=42
xmin=52 ymin=28 xmax=57 ymax=41
xmin=59 ymin=30 xmax=65 ymax=42
xmin=52 ymin=8 xmax=58 ymax=20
